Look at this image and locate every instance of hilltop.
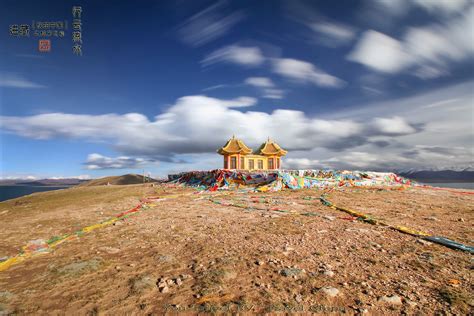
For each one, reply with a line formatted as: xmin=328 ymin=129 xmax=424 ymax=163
xmin=78 ymin=174 xmax=158 ymax=187
xmin=0 ymin=183 xmax=472 ymax=314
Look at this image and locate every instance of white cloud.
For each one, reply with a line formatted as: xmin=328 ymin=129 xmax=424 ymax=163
xmin=0 ymin=73 xmax=46 ymax=88
xmin=368 ymin=0 xmax=468 ymax=17
xmin=177 ymin=1 xmax=244 ymax=47
xmin=327 ymin=152 xmax=379 ymax=169
xmin=309 ymin=21 xmax=356 ymax=45
xmin=244 ymin=77 xmax=285 ymax=99
xmin=52 ymin=175 xmax=91 ymax=180
xmin=285 ymin=1 xmax=356 ymax=48
xmin=201 ymin=45 xmax=265 ymax=67
xmin=348 ymin=5 xmax=474 ymax=76
xmin=202 ymin=84 xmax=228 ymax=91
xmin=244 ymin=77 xmax=274 ymax=88
xmin=372 ymin=116 xmax=417 ymax=135
xmin=262 ymin=88 xmax=285 ymax=100
xmin=0 ymin=175 xmax=38 ymax=180
xmin=272 ymin=58 xmax=345 ymax=88
xmin=412 ymin=0 xmax=468 ymax=15
xmin=0 ymin=94 xmax=420 ymax=163
xmin=414 ymin=65 xmax=449 ymax=79
xmin=347 ymin=30 xmax=410 ymax=73
xmin=84 ymin=153 xmax=149 ymax=170
xmin=284 ymin=158 xmax=324 ymax=169
xmin=2 ymin=81 xmax=472 ymax=171
xmin=212 ymin=96 xmax=257 ymax=108
xmin=421 ymin=98 xmax=459 ymax=109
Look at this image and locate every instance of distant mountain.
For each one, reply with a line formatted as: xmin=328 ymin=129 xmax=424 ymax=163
xmin=398 ymin=169 xmax=474 ymax=183
xmin=78 ymin=174 xmax=157 ymax=187
xmin=0 ymin=178 xmax=88 ymax=186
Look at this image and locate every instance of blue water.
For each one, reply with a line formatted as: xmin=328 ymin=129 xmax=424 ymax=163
xmin=423 ymin=182 xmax=474 ymax=190
xmin=0 ymin=186 xmax=70 ymax=202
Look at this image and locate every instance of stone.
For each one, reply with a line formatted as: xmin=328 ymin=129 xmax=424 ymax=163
xmin=362 ymin=289 xmax=373 ymax=295
xmin=180 ymin=274 xmax=191 ymax=280
xmin=378 ymin=295 xmax=402 ymax=305
xmin=175 ymin=277 xmax=183 ymax=286
xmin=280 ymin=268 xmax=302 ymax=277
xmin=323 ymin=215 xmax=335 ymax=221
xmin=295 ymin=294 xmax=303 ymax=303
xmin=159 ymin=286 xmax=169 ymax=293
xmin=406 ymin=299 xmax=417 ymax=307
xmin=323 ymin=270 xmax=335 ymax=277
xmin=320 ymin=286 xmax=339 ymax=297
xmin=256 ymin=260 xmax=265 ymax=266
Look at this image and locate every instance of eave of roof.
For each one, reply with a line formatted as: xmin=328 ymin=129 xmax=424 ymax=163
xmin=217 ymin=136 xmax=252 ymax=155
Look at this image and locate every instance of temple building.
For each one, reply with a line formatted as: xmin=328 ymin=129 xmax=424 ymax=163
xmin=217 ymin=136 xmax=288 ymax=170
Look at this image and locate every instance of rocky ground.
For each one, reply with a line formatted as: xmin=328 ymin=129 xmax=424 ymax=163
xmin=0 ymin=184 xmax=472 ymax=315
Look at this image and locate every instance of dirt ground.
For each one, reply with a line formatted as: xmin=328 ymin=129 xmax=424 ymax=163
xmin=0 ymin=184 xmax=472 ymax=315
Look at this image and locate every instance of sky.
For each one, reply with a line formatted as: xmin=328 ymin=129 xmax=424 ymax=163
xmin=0 ymin=0 xmax=473 ymax=179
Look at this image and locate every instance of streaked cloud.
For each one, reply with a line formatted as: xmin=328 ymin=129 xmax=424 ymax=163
xmin=244 ymin=77 xmax=285 ymax=99
xmin=244 ymin=77 xmax=274 ymax=88
xmin=272 ymin=58 xmax=345 ymax=88
xmin=262 ymin=88 xmax=285 ymax=100
xmin=348 ymin=5 xmax=474 ymax=77
xmin=201 ymin=45 xmax=265 ymax=66
xmin=0 ymin=73 xmax=46 ymax=88
xmin=285 ymin=1 xmax=356 ymax=47
xmin=177 ymin=0 xmax=245 ymax=47
xmin=308 ymin=21 xmax=356 ymax=46
xmin=371 ymin=0 xmax=469 ymax=17
xmin=201 ymin=84 xmax=229 ymax=91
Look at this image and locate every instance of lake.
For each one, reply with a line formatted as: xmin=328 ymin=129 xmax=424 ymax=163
xmin=0 ymin=186 xmax=70 ymax=202
xmin=422 ymin=182 xmax=474 ymax=190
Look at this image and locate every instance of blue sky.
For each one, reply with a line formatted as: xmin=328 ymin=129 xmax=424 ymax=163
xmin=0 ymin=0 xmax=473 ymax=179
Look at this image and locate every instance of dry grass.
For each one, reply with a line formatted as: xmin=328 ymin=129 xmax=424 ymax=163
xmin=0 ymin=184 xmax=472 ymax=314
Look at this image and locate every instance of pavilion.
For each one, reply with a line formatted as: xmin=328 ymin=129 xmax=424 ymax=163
xmin=217 ymin=136 xmax=287 ymax=170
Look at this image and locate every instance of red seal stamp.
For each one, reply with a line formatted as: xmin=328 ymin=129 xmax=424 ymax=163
xmin=39 ymin=39 xmax=51 ymax=52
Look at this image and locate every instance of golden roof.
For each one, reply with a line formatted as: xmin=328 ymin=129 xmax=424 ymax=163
xmin=254 ymin=138 xmax=288 ymax=156
xmin=217 ymin=136 xmax=252 ymax=155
